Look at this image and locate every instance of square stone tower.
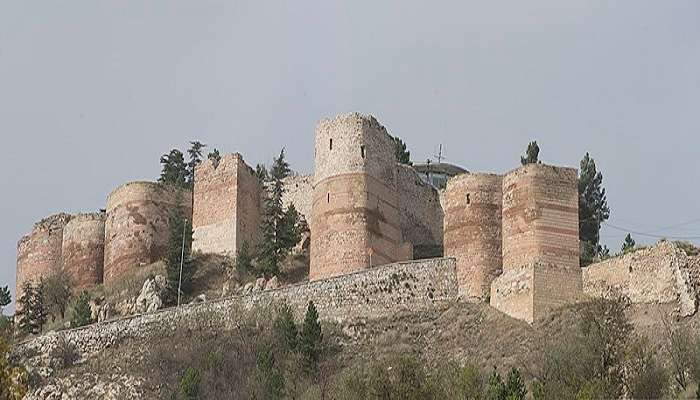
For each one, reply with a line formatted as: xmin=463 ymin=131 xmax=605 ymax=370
xmin=310 ymin=113 xmax=411 ymax=280
xmin=192 ymin=153 xmax=261 ymax=256
xmin=490 ymin=163 xmax=582 ymax=323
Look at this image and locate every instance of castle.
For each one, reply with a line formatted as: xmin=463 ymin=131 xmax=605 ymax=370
xmin=16 ymin=112 xmax=584 ymax=323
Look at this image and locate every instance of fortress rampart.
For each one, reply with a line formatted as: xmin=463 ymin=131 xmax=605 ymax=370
xmin=61 ymin=212 xmax=106 ymax=291
xmin=282 ymin=175 xmax=313 ymax=222
xmin=192 ymin=153 xmax=261 ymax=256
xmin=104 ymin=182 xmax=192 ymax=285
xmin=16 ymin=213 xmax=72 ymax=302
xmin=310 ymin=113 xmax=410 ymax=280
xmin=444 ymin=173 xmax=502 ymax=301
xmin=397 ymin=164 xmax=444 ymax=259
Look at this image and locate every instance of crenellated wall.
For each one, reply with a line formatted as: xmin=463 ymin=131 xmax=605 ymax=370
xmin=104 ymin=182 xmax=191 ymax=285
xmin=310 ymin=113 xmax=410 ymax=280
xmin=16 ymin=213 xmax=73 ymax=302
xmin=61 ymin=212 xmax=106 ymax=290
xmin=444 ymin=173 xmax=502 ymax=301
xmin=191 ymin=153 xmax=261 ymax=256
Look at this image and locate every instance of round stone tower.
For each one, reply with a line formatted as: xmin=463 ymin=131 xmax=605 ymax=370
xmin=310 ymin=113 xmax=408 ymax=280
xmin=104 ymin=181 xmax=192 ymax=285
xmin=443 ymin=173 xmax=503 ymax=301
xmin=61 ymin=212 xmax=106 ymax=291
xmin=16 ymin=213 xmax=72 ymax=302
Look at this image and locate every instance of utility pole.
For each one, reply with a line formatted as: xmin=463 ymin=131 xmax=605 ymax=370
xmin=177 ymin=218 xmax=187 ymax=307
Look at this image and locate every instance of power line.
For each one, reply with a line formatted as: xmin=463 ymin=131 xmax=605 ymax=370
xmin=602 ymin=222 xmax=700 ymax=240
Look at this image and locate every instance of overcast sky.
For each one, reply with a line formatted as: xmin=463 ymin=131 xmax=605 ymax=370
xmin=1 ymin=1 xmax=699 ymax=311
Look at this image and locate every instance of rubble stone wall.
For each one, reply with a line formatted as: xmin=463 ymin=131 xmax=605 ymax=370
xmin=16 ymin=213 xmax=72 ymax=302
xmin=582 ymin=241 xmax=698 ymax=316
xmin=444 ymin=173 xmax=502 ymax=301
xmin=17 ymin=258 xmax=458 ymax=358
xmin=61 ymin=213 xmax=105 ymax=290
xmin=104 ymin=182 xmax=191 ymax=285
xmin=282 ymin=175 xmax=313 ymax=222
xmin=396 ymin=164 xmax=444 ymax=258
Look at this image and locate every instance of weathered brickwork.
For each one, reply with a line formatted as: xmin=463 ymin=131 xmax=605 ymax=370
xmin=282 ymin=175 xmax=313 ymax=222
xmin=16 ymin=213 xmax=72 ymax=302
xmin=17 ymin=258 xmax=458 ymax=357
xmin=104 ymin=182 xmax=192 ymax=285
xmin=310 ymin=113 xmax=410 ymax=280
xmin=444 ymin=173 xmax=502 ymax=301
xmin=192 ymin=153 xmax=261 ymax=256
xmin=491 ymin=164 xmax=581 ymax=323
xmin=61 ymin=213 xmax=106 ymax=291
xmin=396 ymin=164 xmax=444 ymax=258
xmin=582 ymin=241 xmax=698 ymax=316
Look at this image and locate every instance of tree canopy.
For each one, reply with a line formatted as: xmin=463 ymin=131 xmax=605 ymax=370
xmin=520 ymin=141 xmax=540 ymax=165
xmin=579 ymin=152 xmax=610 ymax=264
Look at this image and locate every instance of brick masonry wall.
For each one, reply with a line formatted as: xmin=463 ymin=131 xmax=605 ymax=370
xmin=192 ymin=153 xmax=261 ymax=256
xmin=310 ymin=113 xmax=408 ymax=280
xmin=61 ymin=213 xmax=105 ymax=290
xmin=582 ymin=241 xmax=698 ymax=316
xmin=104 ymin=182 xmax=192 ymax=285
xmin=444 ymin=173 xmax=502 ymax=301
xmin=396 ymin=164 xmax=444 ymax=257
xmin=502 ymin=164 xmax=580 ymax=270
xmin=16 ymin=258 xmax=458 ymax=358
xmin=16 ymin=213 xmax=72 ymax=302
xmin=282 ymin=175 xmax=313 ymax=222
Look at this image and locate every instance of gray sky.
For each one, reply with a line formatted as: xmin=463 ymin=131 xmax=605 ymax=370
xmin=1 ymin=1 xmax=699 ymax=311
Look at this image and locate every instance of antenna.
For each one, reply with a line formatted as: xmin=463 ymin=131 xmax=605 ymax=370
xmin=434 ymin=144 xmax=445 ymax=164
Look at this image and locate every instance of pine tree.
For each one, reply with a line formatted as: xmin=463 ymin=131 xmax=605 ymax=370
xmin=207 ymin=148 xmax=221 ymax=168
xmin=235 ymin=240 xmax=253 ymax=276
xmin=42 ymin=270 xmax=72 ymax=321
xmin=159 ymin=149 xmax=188 ymax=188
xmin=16 ymin=281 xmax=46 ymax=335
xmin=520 ymin=141 xmax=540 ymax=165
xmin=622 ymin=233 xmax=636 ymax=254
xmin=70 ymin=291 xmax=92 ymax=327
xmin=299 ymin=301 xmax=322 ymax=374
xmin=579 ymin=152 xmax=610 ymax=264
xmin=0 ymin=286 xmax=10 ymax=315
xmin=164 ymin=193 xmax=195 ymax=305
xmin=255 ymin=163 xmax=269 ymax=183
xmin=186 ymin=141 xmax=207 ymax=186
xmin=391 ymin=135 xmax=411 ymax=165
xmin=274 ymin=303 xmax=298 ymax=352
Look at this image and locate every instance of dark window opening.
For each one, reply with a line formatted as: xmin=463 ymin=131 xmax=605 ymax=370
xmin=330 ymin=138 xmax=333 ymax=150
xmin=466 ymin=193 xmax=471 ymax=204
xmin=327 ymin=192 xmax=330 ymax=203
xmin=360 ymin=145 xmax=365 ymax=158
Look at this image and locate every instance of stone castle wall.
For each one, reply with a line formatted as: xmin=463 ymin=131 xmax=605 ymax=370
xmin=104 ymin=182 xmax=192 ymax=285
xmin=582 ymin=241 xmax=698 ymax=316
xmin=282 ymin=175 xmax=313 ymax=222
xmin=61 ymin=213 xmax=105 ymax=291
xmin=17 ymin=258 xmax=458 ymax=358
xmin=444 ymin=173 xmax=502 ymax=301
xmin=16 ymin=213 xmax=72 ymax=302
xmin=310 ymin=113 xmax=409 ymax=280
xmin=396 ymin=164 xmax=444 ymax=258
xmin=192 ymin=154 xmax=261 ymax=256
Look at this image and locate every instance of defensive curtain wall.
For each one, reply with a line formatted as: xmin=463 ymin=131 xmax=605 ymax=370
xmin=16 ymin=258 xmax=457 ymax=360
xmin=191 ymin=153 xmax=261 ymax=256
xmin=61 ymin=212 xmax=106 ymax=291
xmin=104 ymin=182 xmax=192 ymax=285
xmin=310 ymin=113 xmax=412 ymax=280
xmin=490 ymin=164 xmax=582 ymax=323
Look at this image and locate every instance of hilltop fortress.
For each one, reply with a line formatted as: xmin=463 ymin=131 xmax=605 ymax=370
xmin=15 ymin=112 xmax=700 ymax=324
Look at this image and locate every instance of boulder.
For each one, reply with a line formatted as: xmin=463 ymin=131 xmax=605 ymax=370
xmin=242 ymin=282 xmax=254 ymax=294
xmin=264 ymin=276 xmax=280 ymax=290
xmin=135 ymin=275 xmax=166 ymax=314
xmin=253 ymin=277 xmax=266 ymax=292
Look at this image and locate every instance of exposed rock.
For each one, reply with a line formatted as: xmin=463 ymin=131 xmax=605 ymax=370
xmin=25 ymin=373 xmax=144 ymax=400
xmin=254 ymin=277 xmax=266 ymax=291
xmin=191 ymin=294 xmax=206 ymax=304
xmin=135 ymin=275 xmax=166 ymax=314
xmin=265 ymin=276 xmax=280 ymax=290
xmin=97 ymin=303 xmax=114 ymax=322
xmin=242 ymin=282 xmax=254 ymax=294
xmin=222 ymin=280 xmax=231 ymax=297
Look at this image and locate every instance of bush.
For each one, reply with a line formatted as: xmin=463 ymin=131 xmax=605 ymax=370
xmin=180 ymin=366 xmax=200 ymax=399
xmin=70 ymin=291 xmax=92 ymax=328
xmin=427 ymin=361 xmax=483 ymax=400
xmin=625 ymin=336 xmax=669 ymax=399
xmin=49 ymin=336 xmax=80 ymax=369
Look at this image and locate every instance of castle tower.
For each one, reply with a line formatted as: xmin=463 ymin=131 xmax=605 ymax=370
xmin=443 ymin=173 xmax=503 ymax=301
xmin=104 ymin=182 xmax=191 ymax=285
xmin=61 ymin=212 xmax=106 ymax=291
xmin=16 ymin=213 xmax=72 ymax=302
xmin=490 ymin=164 xmax=581 ymax=323
xmin=310 ymin=113 xmax=410 ymax=280
xmin=191 ymin=153 xmax=261 ymax=256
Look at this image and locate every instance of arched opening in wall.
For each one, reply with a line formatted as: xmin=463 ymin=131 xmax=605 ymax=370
xmin=330 ymin=138 xmax=333 ymax=150
xmin=360 ymin=145 xmax=365 ymax=158
xmin=466 ymin=193 xmax=471 ymax=204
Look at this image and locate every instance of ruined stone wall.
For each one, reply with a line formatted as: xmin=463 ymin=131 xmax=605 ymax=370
xmin=192 ymin=153 xmax=261 ymax=256
xmin=582 ymin=241 xmax=698 ymax=316
xmin=310 ymin=113 xmax=408 ymax=280
xmin=444 ymin=173 xmax=502 ymax=301
xmin=502 ymin=164 xmax=579 ymax=270
xmin=104 ymin=182 xmax=192 ymax=285
xmin=17 ymin=258 xmax=458 ymax=358
xmin=492 ymin=164 xmax=581 ymax=323
xmin=16 ymin=213 xmax=72 ymax=301
xmin=282 ymin=175 xmax=313 ymax=222
xmin=396 ymin=164 xmax=444 ymax=259
xmin=61 ymin=213 xmax=105 ymax=291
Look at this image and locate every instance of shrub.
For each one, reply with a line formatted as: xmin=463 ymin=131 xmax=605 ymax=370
xmin=180 ymin=366 xmax=200 ymax=399
xmin=625 ymin=336 xmax=669 ymax=399
xmin=49 ymin=336 xmax=80 ymax=369
xmin=70 ymin=291 xmax=92 ymax=328
xmin=0 ymin=336 xmax=28 ymax=400
xmin=427 ymin=361 xmax=483 ymax=400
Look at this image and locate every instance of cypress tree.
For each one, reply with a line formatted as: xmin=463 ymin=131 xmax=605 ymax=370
xmin=299 ymin=301 xmax=322 ymax=374
xmin=621 ymin=233 xmax=636 ymax=254
xmin=579 ymin=152 xmax=610 ymax=264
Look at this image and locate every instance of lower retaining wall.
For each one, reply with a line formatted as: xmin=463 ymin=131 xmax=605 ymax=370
xmin=16 ymin=258 xmax=458 ymax=357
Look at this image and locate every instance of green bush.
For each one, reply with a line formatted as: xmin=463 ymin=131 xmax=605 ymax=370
xmin=179 ymin=366 xmax=200 ymax=399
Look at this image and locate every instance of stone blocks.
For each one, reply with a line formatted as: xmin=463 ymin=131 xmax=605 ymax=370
xmin=61 ymin=212 xmax=106 ymax=290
